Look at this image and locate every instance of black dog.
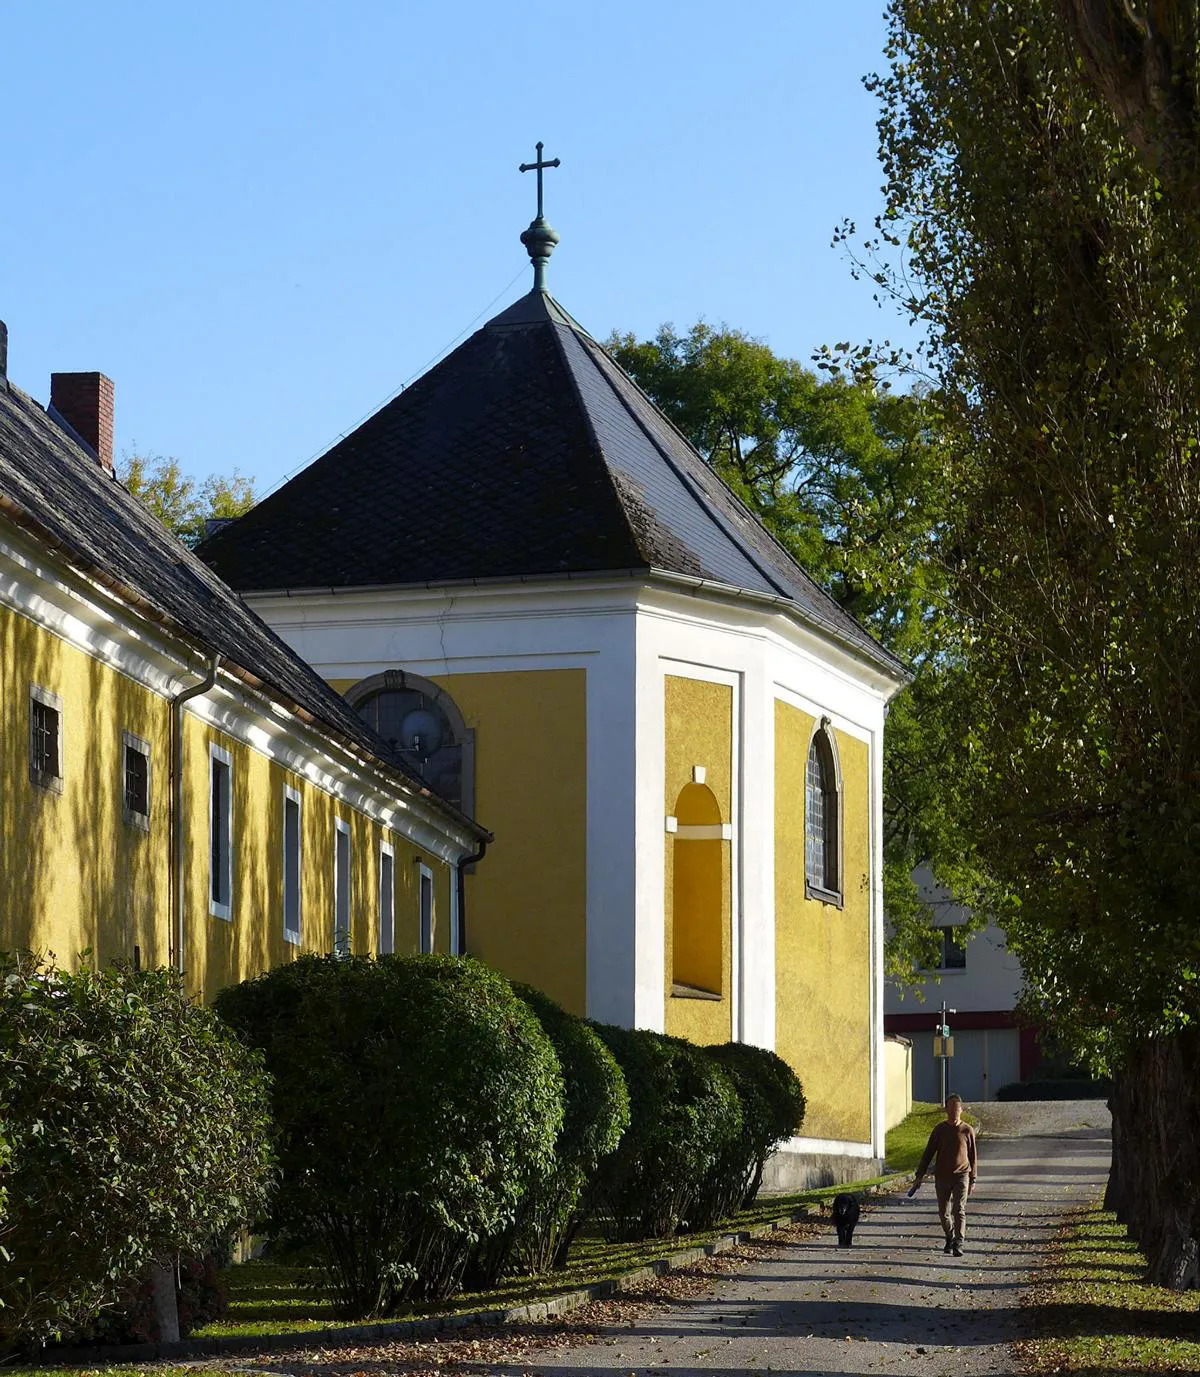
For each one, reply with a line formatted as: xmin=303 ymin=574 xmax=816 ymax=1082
xmin=832 ymin=1192 xmax=861 ymax=1247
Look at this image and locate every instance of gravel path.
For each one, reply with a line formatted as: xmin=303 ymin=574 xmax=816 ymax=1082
xmin=481 ymin=1100 xmax=1112 ymax=1377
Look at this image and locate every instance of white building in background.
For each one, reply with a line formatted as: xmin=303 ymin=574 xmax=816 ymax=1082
xmin=884 ymin=867 xmax=1042 ymax=1102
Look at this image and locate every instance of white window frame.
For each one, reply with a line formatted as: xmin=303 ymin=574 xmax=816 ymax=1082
xmin=379 ymin=841 xmax=395 ymax=956
xmin=333 ymin=817 xmax=351 ymax=957
xmin=121 ymin=729 xmax=151 ymax=830
xmin=449 ymin=869 xmax=462 ymax=957
xmin=282 ymin=785 xmax=302 ymax=945
xmin=208 ymin=742 xmax=233 ymax=921
xmin=417 ymin=861 xmax=434 ymax=955
xmin=29 ymin=684 xmax=64 ymax=794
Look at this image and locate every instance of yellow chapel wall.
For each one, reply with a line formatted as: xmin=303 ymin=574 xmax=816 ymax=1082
xmin=329 ymin=667 xmax=588 ymax=1014
xmin=774 ymin=698 xmax=872 ymax=1143
xmin=663 ymin=675 xmax=733 ymax=1046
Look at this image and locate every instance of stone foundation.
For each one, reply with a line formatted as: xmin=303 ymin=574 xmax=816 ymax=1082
xmin=759 ymin=1146 xmax=884 ymax=1193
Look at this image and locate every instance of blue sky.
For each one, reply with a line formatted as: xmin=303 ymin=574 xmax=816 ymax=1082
xmin=2 ymin=1 xmax=910 ymax=495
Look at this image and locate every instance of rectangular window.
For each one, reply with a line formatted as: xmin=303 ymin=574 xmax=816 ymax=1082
xmin=283 ymin=786 xmax=302 ymax=944
xmin=379 ymin=843 xmax=395 ymax=956
xmin=418 ymin=862 xmax=434 ymax=954
xmin=122 ymin=731 xmax=151 ymax=828
xmin=209 ymin=744 xmax=232 ymax=919
xmin=938 ymin=926 xmax=967 ymax=970
xmin=29 ymin=686 xmax=63 ymax=792
xmin=334 ymin=819 xmax=351 ymax=957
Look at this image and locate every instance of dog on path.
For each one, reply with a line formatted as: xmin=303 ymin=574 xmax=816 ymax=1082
xmin=831 ymin=1192 xmax=861 ymax=1247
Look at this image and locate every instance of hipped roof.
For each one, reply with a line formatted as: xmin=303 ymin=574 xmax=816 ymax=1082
xmin=200 ymin=291 xmax=904 ymax=680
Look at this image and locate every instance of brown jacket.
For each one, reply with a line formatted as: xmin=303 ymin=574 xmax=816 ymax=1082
xmin=917 ymin=1119 xmax=977 ymax=1182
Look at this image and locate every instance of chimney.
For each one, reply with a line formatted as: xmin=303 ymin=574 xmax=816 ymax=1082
xmin=50 ymin=371 xmax=115 ymax=474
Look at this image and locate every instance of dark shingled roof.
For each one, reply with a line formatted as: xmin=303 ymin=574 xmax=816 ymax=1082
xmin=200 ymin=291 xmax=903 ymax=678
xmin=0 ymin=375 xmax=486 ymax=838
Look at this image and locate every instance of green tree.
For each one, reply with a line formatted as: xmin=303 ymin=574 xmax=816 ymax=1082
xmin=608 ymin=324 xmax=997 ymax=975
xmin=866 ymin=0 xmax=1200 ymax=1286
xmin=119 ymin=453 xmax=255 ymax=547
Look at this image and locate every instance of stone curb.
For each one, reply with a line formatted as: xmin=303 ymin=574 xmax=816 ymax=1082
xmin=47 ymin=1177 xmax=907 ymax=1368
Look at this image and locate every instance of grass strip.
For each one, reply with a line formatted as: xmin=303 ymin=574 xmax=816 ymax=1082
xmin=1017 ymin=1203 xmax=1200 ymax=1374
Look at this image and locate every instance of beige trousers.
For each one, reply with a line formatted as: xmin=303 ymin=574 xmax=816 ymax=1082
xmin=935 ymin=1174 xmax=970 ymax=1241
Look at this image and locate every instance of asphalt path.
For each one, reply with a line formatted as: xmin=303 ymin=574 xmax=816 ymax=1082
xmin=491 ymin=1101 xmax=1111 ymax=1377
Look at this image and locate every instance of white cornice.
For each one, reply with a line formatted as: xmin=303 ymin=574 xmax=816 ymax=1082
xmin=0 ymin=522 xmax=480 ymax=861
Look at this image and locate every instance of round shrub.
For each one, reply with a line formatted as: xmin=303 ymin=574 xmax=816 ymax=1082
xmin=0 ymin=952 xmax=273 ymax=1354
xmin=705 ymin=1042 xmax=806 ymax=1206
xmin=589 ymin=1025 xmax=742 ymax=1240
xmin=470 ymin=986 xmax=630 ymax=1283
xmin=215 ymin=954 xmax=564 ymax=1317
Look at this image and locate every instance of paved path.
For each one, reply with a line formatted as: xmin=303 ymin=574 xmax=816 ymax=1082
xmin=489 ymin=1101 xmax=1111 ymax=1377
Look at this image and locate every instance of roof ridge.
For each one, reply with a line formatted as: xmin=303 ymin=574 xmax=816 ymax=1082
xmin=543 ymin=316 xmax=655 ymax=569
xmin=565 ymin=328 xmax=799 ymax=600
xmin=575 ymin=330 xmax=904 ymax=661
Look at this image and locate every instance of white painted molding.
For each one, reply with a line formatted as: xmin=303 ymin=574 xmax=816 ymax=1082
xmin=664 ymin=815 xmax=678 ymax=834
xmin=692 ymin=764 xmax=706 ymax=784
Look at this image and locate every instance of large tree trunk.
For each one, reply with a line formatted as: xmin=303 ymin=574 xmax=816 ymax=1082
xmin=1108 ymin=1030 xmax=1200 ymax=1289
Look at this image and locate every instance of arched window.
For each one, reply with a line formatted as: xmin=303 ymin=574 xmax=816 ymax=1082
xmin=805 ymin=723 xmax=840 ymax=901
xmin=344 ymin=671 xmax=474 ymax=816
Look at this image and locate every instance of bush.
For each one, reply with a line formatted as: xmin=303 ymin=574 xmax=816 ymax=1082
xmin=589 ymin=1025 xmax=742 ymax=1240
xmin=215 ymin=955 xmax=564 ymax=1317
xmin=705 ymin=1043 xmax=806 ymax=1207
xmin=0 ymin=952 xmax=273 ymax=1353
xmin=469 ymin=986 xmax=630 ymax=1284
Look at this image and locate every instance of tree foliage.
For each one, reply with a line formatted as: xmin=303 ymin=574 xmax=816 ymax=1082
xmin=608 ymin=324 xmax=997 ymax=974
xmin=0 ymin=953 xmax=273 ymax=1352
xmin=119 ymin=452 xmax=256 ymax=547
xmin=865 ymin=0 xmax=1200 ymax=1286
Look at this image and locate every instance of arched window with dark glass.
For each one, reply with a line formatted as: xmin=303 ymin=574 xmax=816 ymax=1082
xmin=344 ymin=671 xmax=474 ymax=816
xmin=805 ymin=723 xmax=840 ymax=900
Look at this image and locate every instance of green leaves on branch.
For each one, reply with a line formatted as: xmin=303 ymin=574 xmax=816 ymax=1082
xmin=0 ymin=952 xmax=273 ymax=1352
xmin=119 ymin=453 xmax=255 ymax=548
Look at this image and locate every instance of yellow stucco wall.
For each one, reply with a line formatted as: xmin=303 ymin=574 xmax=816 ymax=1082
xmin=775 ymin=700 xmax=872 ymax=1142
xmin=663 ymin=676 xmax=733 ymax=1046
xmin=0 ymin=602 xmax=456 ymax=1005
xmin=332 ymin=669 xmax=589 ymax=1015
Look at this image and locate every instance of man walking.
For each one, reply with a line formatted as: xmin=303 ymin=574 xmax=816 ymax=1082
xmin=914 ymin=1093 xmax=977 ymax=1256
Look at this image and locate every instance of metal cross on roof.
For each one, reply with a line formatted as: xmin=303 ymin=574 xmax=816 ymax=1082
xmin=519 ymin=142 xmax=560 ymax=219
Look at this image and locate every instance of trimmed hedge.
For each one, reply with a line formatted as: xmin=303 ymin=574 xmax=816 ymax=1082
xmin=469 ymin=985 xmax=630 ymax=1284
xmin=693 ymin=1042 xmax=807 ymax=1222
xmin=215 ymin=954 xmax=564 ymax=1317
xmin=0 ymin=953 xmax=273 ymax=1353
xmin=589 ymin=1025 xmax=742 ymax=1239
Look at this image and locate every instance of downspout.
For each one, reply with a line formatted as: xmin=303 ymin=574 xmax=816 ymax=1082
xmin=455 ymin=838 xmax=488 ymax=955
xmin=170 ymin=654 xmax=220 ymax=975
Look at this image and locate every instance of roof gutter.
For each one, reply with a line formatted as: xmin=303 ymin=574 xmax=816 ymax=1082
xmin=170 ymin=653 xmax=219 ymax=975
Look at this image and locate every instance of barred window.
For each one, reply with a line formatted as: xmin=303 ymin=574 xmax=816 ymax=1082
xmin=29 ymin=687 xmax=63 ymax=792
xmin=124 ymin=741 xmax=149 ymax=819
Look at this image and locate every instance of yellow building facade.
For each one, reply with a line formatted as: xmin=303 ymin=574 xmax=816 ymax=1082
xmin=0 ymin=357 xmax=486 ymax=1004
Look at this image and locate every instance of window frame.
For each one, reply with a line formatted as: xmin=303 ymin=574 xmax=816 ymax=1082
xmin=804 ymin=721 xmax=843 ymax=908
xmin=333 ymin=817 xmax=351 ymax=957
xmin=121 ymin=730 xmax=151 ymax=830
xmin=282 ymin=784 xmax=302 ymax=946
xmin=417 ymin=861 xmax=434 ymax=955
xmin=208 ymin=742 xmax=233 ymax=921
xmin=379 ymin=841 xmax=395 ymax=956
xmin=29 ymin=685 xmax=64 ymax=794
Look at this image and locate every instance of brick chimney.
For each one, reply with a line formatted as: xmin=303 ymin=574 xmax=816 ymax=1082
xmin=50 ymin=372 xmax=115 ymax=474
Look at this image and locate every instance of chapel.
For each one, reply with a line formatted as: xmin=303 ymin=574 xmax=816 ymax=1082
xmin=201 ymin=149 xmax=906 ymax=1184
